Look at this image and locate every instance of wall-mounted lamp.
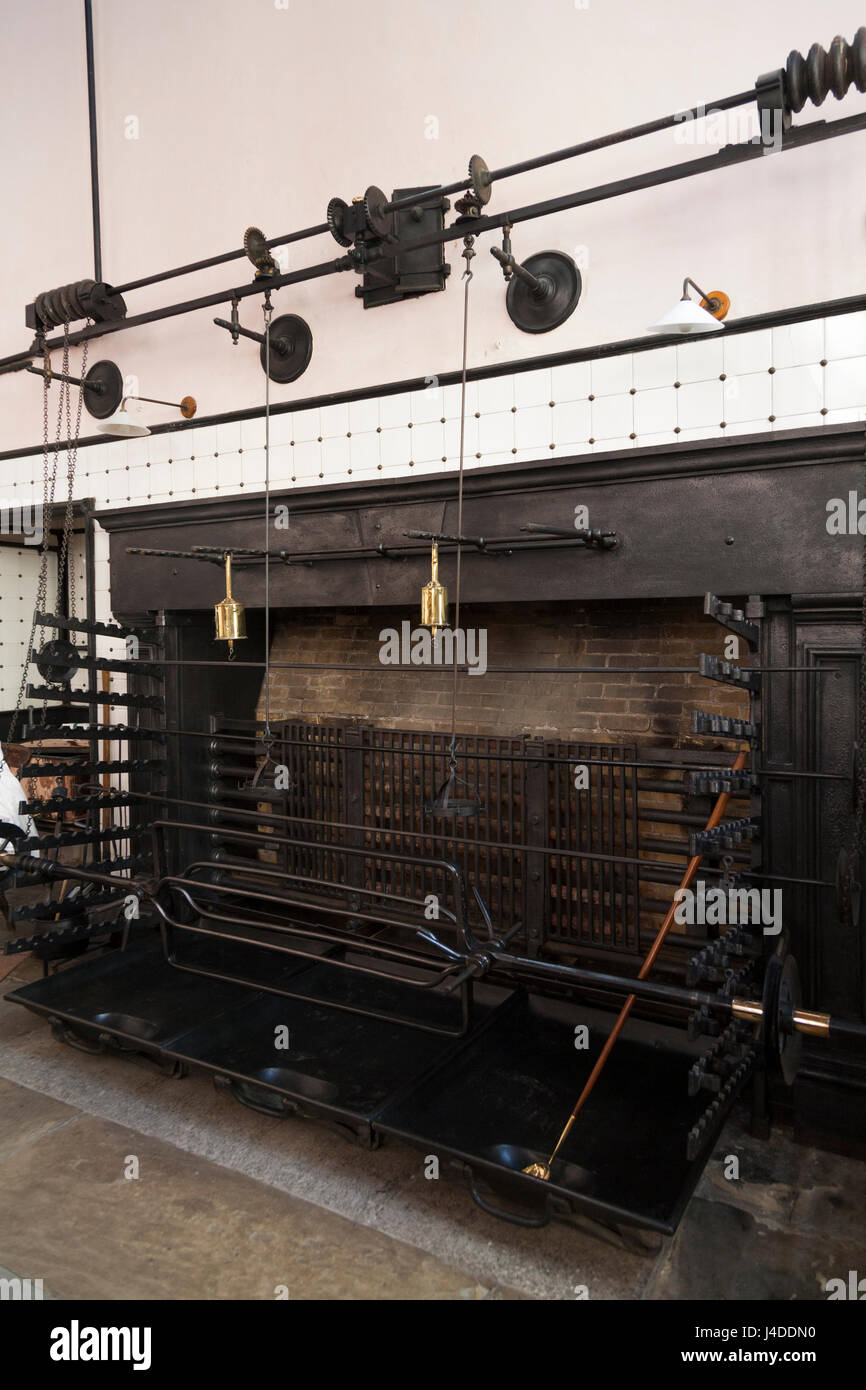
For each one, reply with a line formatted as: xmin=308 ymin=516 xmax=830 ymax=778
xmin=648 ymin=278 xmax=731 ymax=335
xmin=96 ymin=392 xmax=197 ymax=438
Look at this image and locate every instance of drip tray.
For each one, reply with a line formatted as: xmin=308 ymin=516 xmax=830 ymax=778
xmin=6 ymin=945 xmax=739 ymax=1231
xmin=5 ymin=937 xmax=261 ymax=1050
xmin=375 ymin=992 xmax=737 ymax=1234
xmin=5 ymin=938 xmax=514 ymax=1129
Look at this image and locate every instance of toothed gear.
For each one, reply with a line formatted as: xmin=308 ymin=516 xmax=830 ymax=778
xmin=468 ymin=154 xmax=492 ymax=206
xmin=243 ymin=226 xmax=276 ymax=275
xmin=363 ymin=185 xmax=392 ymax=240
xmin=327 ymin=197 xmax=353 ymax=247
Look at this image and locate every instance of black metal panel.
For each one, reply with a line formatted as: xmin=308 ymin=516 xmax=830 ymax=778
xmin=102 ymin=428 xmax=864 ymax=608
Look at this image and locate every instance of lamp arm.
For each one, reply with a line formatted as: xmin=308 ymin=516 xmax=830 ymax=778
xmin=682 ymin=276 xmax=719 ymax=310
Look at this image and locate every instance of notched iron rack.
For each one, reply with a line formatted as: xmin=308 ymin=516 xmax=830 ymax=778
xmin=687 ymin=928 xmax=763 ymax=988
xmin=691 ymin=711 xmax=760 ymax=741
xmin=25 ymin=686 xmax=165 ymax=712
xmin=698 ymin=654 xmax=762 ymax=691
xmin=16 ymin=827 xmax=148 ymax=852
xmin=690 ymin=818 xmax=762 ymax=855
xmin=687 ymin=770 xmax=760 ymax=795
xmin=35 ymin=612 xmax=159 ymax=644
xmin=18 ymin=792 xmax=143 ymax=816
xmin=22 ymin=724 xmax=166 ymax=743
xmin=17 ymin=759 xmax=164 ymax=779
xmin=703 ymin=593 xmax=761 ymax=648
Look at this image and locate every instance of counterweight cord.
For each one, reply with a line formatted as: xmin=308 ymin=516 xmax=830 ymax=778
xmin=448 ymin=237 xmax=474 ymax=765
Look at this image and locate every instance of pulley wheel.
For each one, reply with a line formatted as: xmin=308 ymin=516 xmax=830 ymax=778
xmin=260 ymin=314 xmax=313 ymax=384
xmin=468 ymin=154 xmax=492 ymax=206
xmin=505 ymin=251 xmax=582 ymax=334
xmin=57 ymin=284 xmax=76 ymax=324
xmin=364 ymin=185 xmax=392 ymax=241
xmin=66 ymin=280 xmax=85 ymax=320
xmin=35 ymin=638 xmax=80 ymax=685
xmin=82 ymin=359 xmax=124 ymax=419
xmin=762 ymin=938 xmax=804 ymax=1086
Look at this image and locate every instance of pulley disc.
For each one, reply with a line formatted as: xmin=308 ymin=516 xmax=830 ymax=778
xmin=82 ymin=359 xmax=124 ymax=420
xmin=504 ymin=251 xmax=582 ymax=334
xmin=35 ymin=638 xmax=80 ymax=685
xmin=762 ymin=938 xmax=804 ymax=1086
xmin=260 ymin=314 xmax=313 ymax=384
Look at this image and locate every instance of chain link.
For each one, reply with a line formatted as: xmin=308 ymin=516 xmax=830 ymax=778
xmin=3 ymin=323 xmax=89 ymax=803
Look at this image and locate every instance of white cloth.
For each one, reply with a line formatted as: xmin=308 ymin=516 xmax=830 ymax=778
xmin=0 ymin=744 xmax=37 ymax=852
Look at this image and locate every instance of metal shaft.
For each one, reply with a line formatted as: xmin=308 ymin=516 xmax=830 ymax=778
xmin=2 ymin=109 xmax=863 ymax=374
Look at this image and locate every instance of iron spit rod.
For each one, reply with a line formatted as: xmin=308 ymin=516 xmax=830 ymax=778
xmin=113 ymin=223 xmax=330 ymax=296
xmin=138 ymin=793 xmax=834 ymax=886
xmin=384 ymin=88 xmax=759 ymax=213
xmin=104 ymin=656 xmax=837 ymax=674
xmin=148 ymin=726 xmax=848 ymax=780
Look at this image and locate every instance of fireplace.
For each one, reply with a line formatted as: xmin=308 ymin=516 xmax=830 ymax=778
xmin=6 ymin=424 xmax=866 ymax=1233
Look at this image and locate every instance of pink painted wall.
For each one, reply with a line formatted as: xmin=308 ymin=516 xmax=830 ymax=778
xmin=1 ymin=0 xmax=865 ymax=453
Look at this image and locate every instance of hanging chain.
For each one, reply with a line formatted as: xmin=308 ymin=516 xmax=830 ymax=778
xmin=3 ymin=323 xmax=89 ymax=803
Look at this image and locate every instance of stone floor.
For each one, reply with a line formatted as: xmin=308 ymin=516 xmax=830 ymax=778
xmin=0 ymin=951 xmax=863 ymax=1301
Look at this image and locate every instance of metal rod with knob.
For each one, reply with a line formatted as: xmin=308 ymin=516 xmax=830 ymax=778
xmin=24 ymin=364 xmax=103 ymax=391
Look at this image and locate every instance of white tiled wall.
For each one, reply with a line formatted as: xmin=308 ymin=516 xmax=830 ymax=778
xmin=2 ymin=312 xmax=865 ymax=518
xmin=0 ymin=545 xmax=59 ymax=709
xmin=4 ymin=309 xmax=866 ymax=646
xmin=2 ymin=309 xmax=864 ymax=797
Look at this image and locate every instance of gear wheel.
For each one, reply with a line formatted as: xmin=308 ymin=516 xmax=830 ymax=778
xmin=468 ymin=154 xmax=492 ymax=206
xmin=243 ymin=227 xmax=277 ymax=278
xmin=363 ymin=185 xmax=392 ymax=240
xmin=327 ymin=197 xmax=353 ymax=247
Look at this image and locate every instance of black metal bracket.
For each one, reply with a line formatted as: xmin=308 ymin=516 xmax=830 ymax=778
xmin=691 ymin=710 xmax=761 ymax=742
xmin=698 ymin=654 xmax=761 ymax=691
xmin=754 ymin=68 xmax=790 ymax=148
xmin=703 ymin=593 xmax=760 ymax=648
